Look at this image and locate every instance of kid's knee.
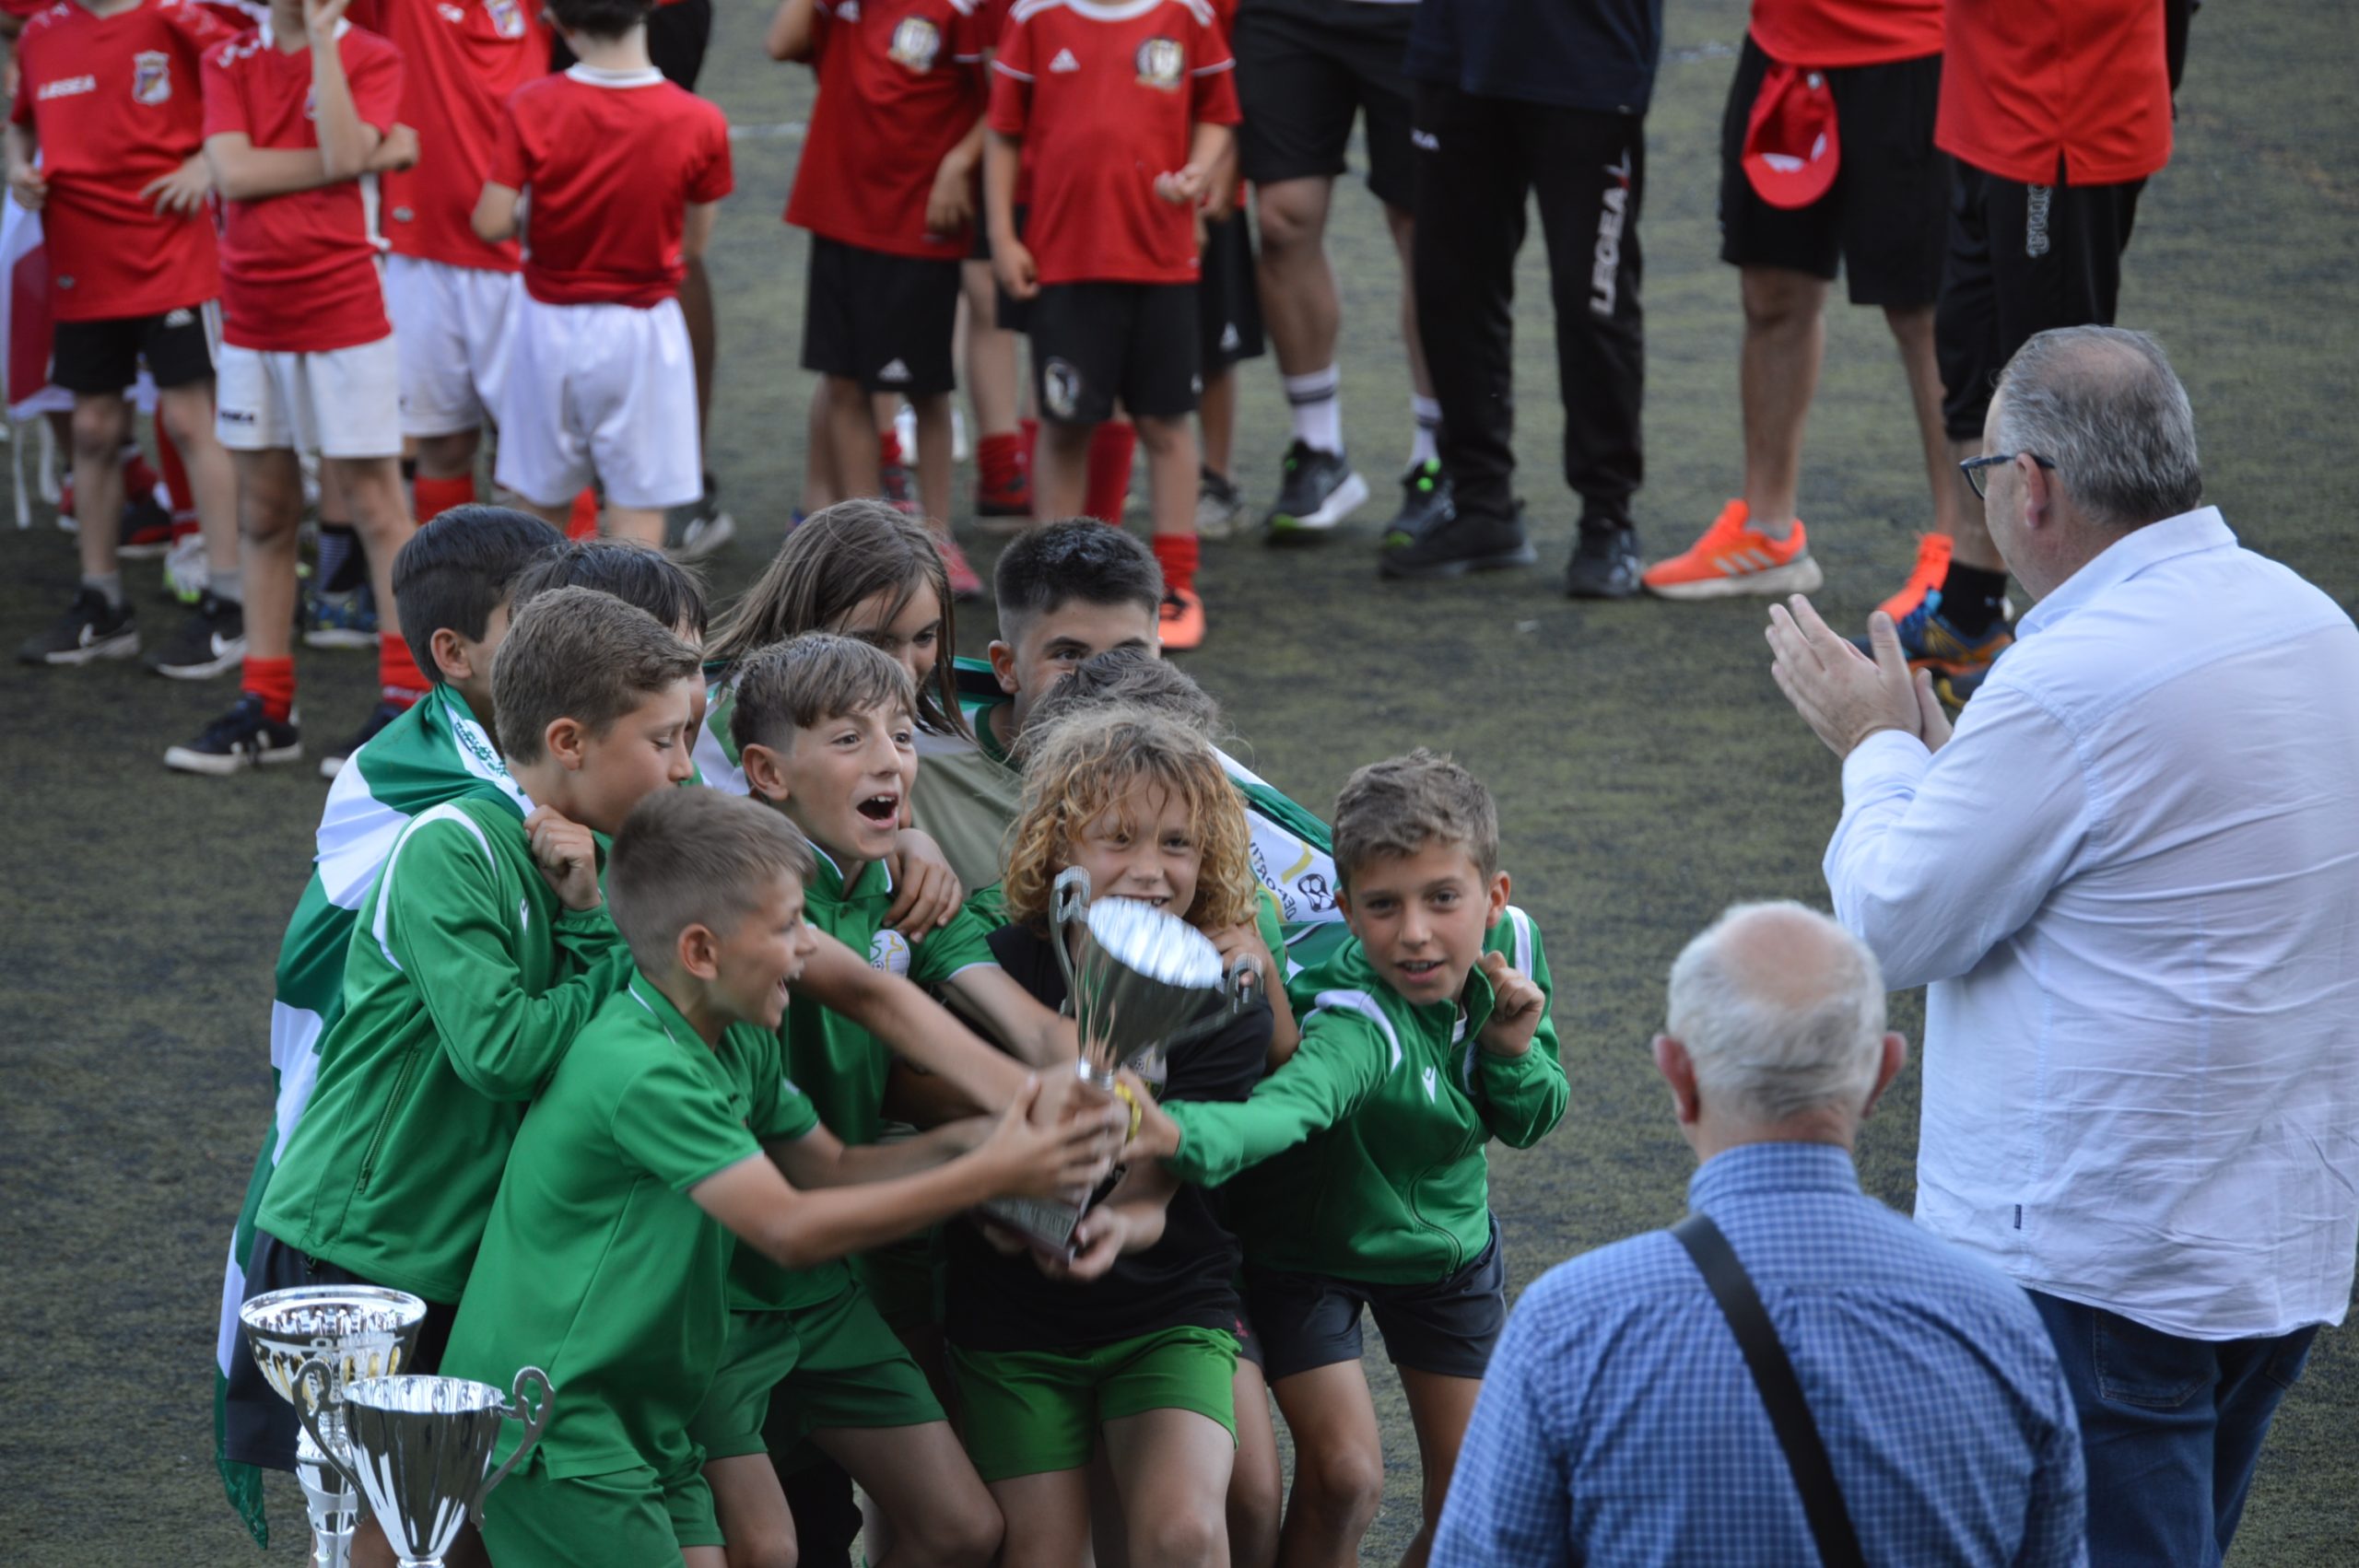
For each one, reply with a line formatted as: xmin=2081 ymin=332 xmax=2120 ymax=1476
xmin=902 ymin=1491 xmax=1001 ymax=1568
xmin=722 ymin=1529 xmax=796 ymax=1568
xmin=68 ymin=399 xmax=123 ymax=461
xmin=1133 ymin=1501 xmax=1223 ymax=1568
xmin=1296 ymin=1443 xmax=1384 ymax=1528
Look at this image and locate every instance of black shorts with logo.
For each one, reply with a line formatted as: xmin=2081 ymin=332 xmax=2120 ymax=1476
xmin=1242 ymin=1216 xmax=1506 ymax=1383
xmin=52 ymin=306 xmax=216 ymax=395
xmin=802 ymin=234 xmax=963 ymax=397
xmin=1234 ymin=0 xmax=1417 ymax=209
xmin=1717 ymin=36 xmax=1949 ymax=307
xmin=1197 ymin=210 xmax=1266 ymax=373
xmin=1030 ymin=280 xmax=1199 ymax=424
xmin=222 ymin=1230 xmax=459 ymax=1472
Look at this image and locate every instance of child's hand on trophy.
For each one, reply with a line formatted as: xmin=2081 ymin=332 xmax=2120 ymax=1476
xmin=1116 ymin=1069 xmax=1180 ymax=1160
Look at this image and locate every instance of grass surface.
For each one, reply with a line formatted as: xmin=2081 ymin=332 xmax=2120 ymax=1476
xmin=4 ymin=1 xmax=2354 ymax=1561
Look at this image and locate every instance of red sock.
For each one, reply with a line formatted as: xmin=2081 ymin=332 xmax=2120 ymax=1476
xmin=1151 ymin=532 xmax=1199 ymax=598
xmin=242 ymin=655 xmax=297 ymax=722
xmin=154 ymin=419 xmax=196 ymax=534
xmin=1084 ymin=422 xmax=1136 ymax=524
xmin=378 ymin=633 xmax=429 ymax=708
xmin=880 ymin=429 xmax=904 ymax=470
xmin=123 ymin=443 xmax=162 ymax=504
xmin=413 ymin=474 xmax=476 ymax=526
xmin=978 ymin=431 xmax=1022 ymax=493
xmin=566 ymin=487 xmax=600 ymax=541
xmin=1021 ymin=416 xmax=1039 ymax=470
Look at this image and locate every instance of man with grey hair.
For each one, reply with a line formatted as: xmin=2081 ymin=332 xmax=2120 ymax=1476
xmin=1767 ymin=324 xmax=2359 ymax=1564
xmin=1433 ymin=902 xmax=2085 ymax=1566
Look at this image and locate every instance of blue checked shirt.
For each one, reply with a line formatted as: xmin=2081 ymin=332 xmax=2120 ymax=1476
xmin=1432 ymin=1142 xmax=2086 ymax=1567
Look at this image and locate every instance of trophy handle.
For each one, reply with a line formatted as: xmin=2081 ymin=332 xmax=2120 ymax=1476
xmin=291 ymin=1359 xmax=368 ymax=1500
xmin=1049 ymin=866 xmax=1091 ymax=1000
xmin=472 ymin=1366 xmax=556 ymax=1524
xmin=1160 ymin=950 xmax=1262 ymax=1054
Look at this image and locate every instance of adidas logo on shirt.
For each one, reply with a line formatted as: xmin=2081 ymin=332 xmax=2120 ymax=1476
xmin=164 ymin=308 xmax=194 ymax=328
xmin=1050 ymin=47 xmax=1080 ymax=72
xmin=878 ymin=358 xmax=911 ymax=384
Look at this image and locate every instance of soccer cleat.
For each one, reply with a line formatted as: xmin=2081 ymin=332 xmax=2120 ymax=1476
xmin=1856 ymin=591 xmax=2014 ymax=675
xmin=1382 ymin=459 xmax=1455 ymax=542
xmin=935 ymin=534 xmax=984 ymax=601
xmin=665 ymin=480 xmax=737 ymax=562
xmin=976 ymin=461 xmax=1033 ymax=520
xmin=145 ymin=593 xmax=247 ymax=681
xmin=164 ymin=693 xmax=302 ymax=776
xmin=164 ymin=531 xmax=207 ymax=603
xmin=18 ymin=588 xmax=138 ymax=665
xmin=1157 ymin=587 xmax=1206 ymax=650
xmin=1262 ymin=440 xmax=1368 ymax=540
xmin=1877 ymin=532 xmax=1953 ymax=622
xmin=319 ymin=698 xmax=405 ymax=779
xmin=303 ymin=582 xmax=379 ymax=649
xmin=118 ymin=490 xmax=174 ymax=558
xmin=1565 ymin=522 xmax=1644 ymax=600
xmin=1932 ymin=663 xmax=1991 ymax=709
xmin=881 ymin=453 xmax=917 ymax=516
xmin=1194 ymin=467 xmax=1246 ymax=540
xmin=1378 ymin=502 xmax=1536 ymax=580
xmin=1642 ymin=499 xmax=1825 ymax=600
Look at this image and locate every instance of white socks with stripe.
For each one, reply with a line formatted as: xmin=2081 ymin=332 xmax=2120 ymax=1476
xmin=1284 ymin=366 xmax=1344 ymax=455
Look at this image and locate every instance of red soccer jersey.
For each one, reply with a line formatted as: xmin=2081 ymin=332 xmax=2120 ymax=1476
xmin=202 ymin=19 xmax=404 ymax=351
xmin=9 ymin=0 xmax=230 ymax=321
xmin=353 ymin=0 xmax=547 ymax=273
xmin=489 ymin=66 xmax=732 ymax=308
xmin=1748 ymin=0 xmax=1941 ymax=69
xmin=988 ymin=0 xmax=1238 ymax=287
xmin=1938 ymin=0 xmax=2171 ymax=186
xmin=784 ymin=0 xmax=988 ymax=261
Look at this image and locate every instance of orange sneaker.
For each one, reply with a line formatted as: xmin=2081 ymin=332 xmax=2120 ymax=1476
xmin=1876 ymin=532 xmax=1954 ymax=621
xmin=1642 ymin=499 xmax=1825 ymax=600
xmin=1158 ymin=587 xmax=1206 ymax=651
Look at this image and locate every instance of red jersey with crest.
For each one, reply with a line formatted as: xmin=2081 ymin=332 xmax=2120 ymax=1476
xmin=784 ymin=0 xmax=988 ymax=260
xmin=9 ymin=0 xmax=231 ymax=320
xmin=1939 ymin=0 xmax=2170 ymax=186
xmin=202 ymin=19 xmax=404 ymax=351
xmin=346 ymin=0 xmax=547 ymax=273
xmin=988 ymin=0 xmax=1238 ymax=287
xmin=489 ymin=66 xmax=733 ymax=308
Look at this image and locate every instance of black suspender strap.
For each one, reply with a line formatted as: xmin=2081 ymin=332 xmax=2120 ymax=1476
xmin=1672 ymin=1211 xmax=1868 ymax=1568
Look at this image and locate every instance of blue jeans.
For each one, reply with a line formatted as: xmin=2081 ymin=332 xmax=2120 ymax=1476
xmin=2029 ymin=1292 xmax=2318 ymax=1567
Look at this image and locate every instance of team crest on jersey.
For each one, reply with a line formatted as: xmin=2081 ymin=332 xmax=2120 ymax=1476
xmin=1042 ymin=357 xmax=1084 ymax=420
xmin=869 ymin=928 xmax=912 ymax=977
xmin=888 ymin=16 xmax=941 ymax=71
xmin=1133 ymin=36 xmax=1183 ymax=90
xmin=132 ymin=50 xmax=172 ymax=104
xmin=487 ymin=0 xmax=526 ymax=37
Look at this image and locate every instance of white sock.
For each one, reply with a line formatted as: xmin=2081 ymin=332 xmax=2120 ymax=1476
xmin=1409 ymin=395 xmax=1441 ymax=467
xmin=1284 ymin=367 xmax=1344 ymax=455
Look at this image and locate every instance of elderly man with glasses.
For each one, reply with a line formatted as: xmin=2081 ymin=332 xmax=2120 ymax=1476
xmin=1766 ymin=324 xmax=2359 ymax=1566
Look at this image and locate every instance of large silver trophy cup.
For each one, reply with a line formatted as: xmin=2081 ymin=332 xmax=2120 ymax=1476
xmin=240 ymin=1285 xmax=429 ymax=1568
xmin=295 ymin=1366 xmax=554 ymax=1568
xmin=981 ymin=867 xmax=1257 ymax=1252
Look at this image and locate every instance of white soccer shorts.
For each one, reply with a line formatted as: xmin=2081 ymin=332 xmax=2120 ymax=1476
xmin=386 ymin=254 xmax=520 ymax=439
xmin=214 ymin=335 xmax=403 ymax=459
xmin=493 ymin=294 xmax=700 ymax=511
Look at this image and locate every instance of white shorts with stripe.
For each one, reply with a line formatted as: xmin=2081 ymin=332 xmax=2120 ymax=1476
xmin=492 ymin=293 xmax=700 ymax=510
xmin=386 ymin=255 xmax=521 ymax=439
xmin=215 ymin=334 xmax=403 ymax=459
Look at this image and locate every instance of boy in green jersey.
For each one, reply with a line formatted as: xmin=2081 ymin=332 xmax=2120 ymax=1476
xmin=447 ymin=789 xmax=1109 ymax=1568
xmin=1129 ymin=752 xmax=1567 ymax=1568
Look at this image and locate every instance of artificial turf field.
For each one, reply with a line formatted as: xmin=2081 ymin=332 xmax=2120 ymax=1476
xmin=4 ymin=1 xmax=2355 ymax=1561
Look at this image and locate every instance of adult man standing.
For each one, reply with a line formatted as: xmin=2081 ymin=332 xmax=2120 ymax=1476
xmin=1641 ymin=0 xmax=1956 ymax=608
xmin=1434 ymin=902 xmax=2085 ymax=1566
xmin=1769 ymin=326 xmax=2359 ymax=1566
xmin=1377 ymin=0 xmax=1661 ymax=594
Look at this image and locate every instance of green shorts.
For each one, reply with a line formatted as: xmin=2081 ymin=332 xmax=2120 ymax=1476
xmin=476 ymin=1455 xmax=721 ymax=1566
xmin=689 ymin=1309 xmax=805 ymax=1462
xmin=949 ymin=1326 xmax=1238 ymax=1482
xmin=759 ymin=1275 xmax=945 ymax=1460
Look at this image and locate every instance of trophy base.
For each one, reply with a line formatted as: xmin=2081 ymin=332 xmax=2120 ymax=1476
xmin=977 ymin=1195 xmax=1088 ymax=1257
xmin=296 ymin=1433 xmax=359 ymax=1568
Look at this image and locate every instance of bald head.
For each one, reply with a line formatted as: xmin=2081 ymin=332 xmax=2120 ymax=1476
xmin=1666 ymin=903 xmax=1887 ymax=1125
xmin=1992 ymin=325 xmax=2202 ymax=530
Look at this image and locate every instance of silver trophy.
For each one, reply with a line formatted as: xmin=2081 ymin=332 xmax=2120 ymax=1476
xmin=981 ymin=867 xmax=1257 ymax=1252
xmin=240 ymin=1284 xmax=430 ymax=1568
xmin=295 ymin=1366 xmax=554 ymax=1568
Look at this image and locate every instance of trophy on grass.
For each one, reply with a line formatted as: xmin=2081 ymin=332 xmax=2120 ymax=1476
xmin=239 ymin=1284 xmax=430 ymax=1568
xmin=980 ymin=866 xmax=1259 ymax=1254
xmin=295 ymin=1364 xmax=554 ymax=1568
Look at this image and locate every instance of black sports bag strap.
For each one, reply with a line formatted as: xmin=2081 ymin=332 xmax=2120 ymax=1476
xmin=1672 ymin=1211 xmax=1868 ymax=1568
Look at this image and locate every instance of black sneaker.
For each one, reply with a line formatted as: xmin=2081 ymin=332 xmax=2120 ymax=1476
xmin=164 ymin=693 xmax=301 ymax=776
xmin=319 ymin=698 xmax=405 ymax=781
xmin=145 ymin=592 xmax=247 ymax=680
xmin=1262 ymin=440 xmax=1369 ymax=541
xmin=18 ymin=587 xmax=138 ymax=665
xmin=1378 ymin=501 xmax=1537 ymax=580
xmin=1564 ymin=521 xmax=1643 ymax=599
xmin=1383 ymin=459 xmax=1454 ymax=538
xmin=665 ymin=474 xmax=736 ymax=562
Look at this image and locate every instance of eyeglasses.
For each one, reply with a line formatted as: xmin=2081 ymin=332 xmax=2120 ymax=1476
xmin=1958 ymin=451 xmax=2055 ymax=500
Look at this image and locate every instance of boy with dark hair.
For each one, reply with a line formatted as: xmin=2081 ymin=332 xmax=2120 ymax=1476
xmin=1130 ymin=750 xmax=1567 ymax=1568
xmin=210 ymin=501 xmax=562 ymax=1542
xmin=474 ymin=0 xmax=732 ymax=546
xmin=448 ymin=787 xmax=1108 ymax=1568
xmin=511 ymin=535 xmax=710 ymax=642
xmin=6 ymin=0 xmax=246 ymax=677
xmin=984 ymin=0 xmax=1240 ymax=649
xmin=173 ymin=0 xmax=426 ymax=777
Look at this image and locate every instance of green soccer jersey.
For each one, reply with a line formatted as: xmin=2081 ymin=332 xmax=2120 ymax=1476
xmin=256 ymin=795 xmax=632 ymax=1305
xmin=441 ymin=977 xmax=817 ymax=1480
xmin=1167 ymin=907 xmax=1567 ymax=1284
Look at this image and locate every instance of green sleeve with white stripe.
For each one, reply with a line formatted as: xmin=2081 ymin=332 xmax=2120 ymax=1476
xmin=1161 ymin=1006 xmax=1392 ymax=1187
xmin=1474 ymin=910 xmax=1567 ymax=1150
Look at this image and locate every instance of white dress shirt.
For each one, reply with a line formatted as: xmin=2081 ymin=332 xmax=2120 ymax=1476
xmin=1828 ymin=507 xmax=2359 ymax=1340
